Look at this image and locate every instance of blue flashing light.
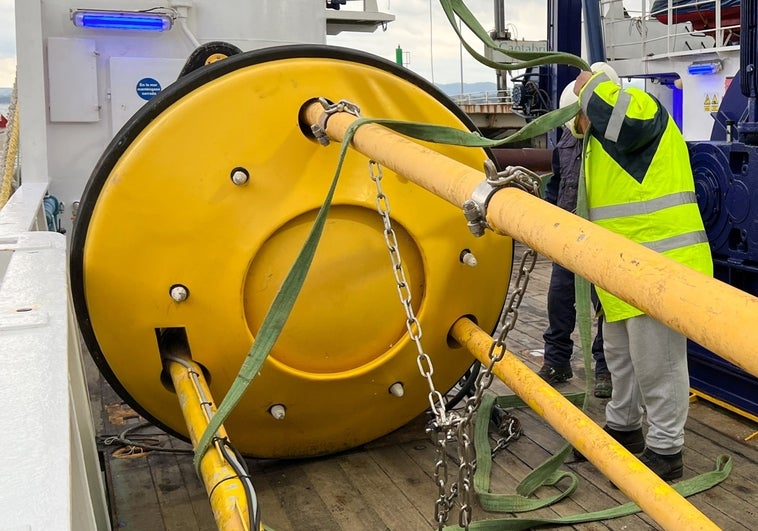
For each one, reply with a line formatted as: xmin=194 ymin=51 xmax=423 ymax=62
xmin=688 ymin=61 xmax=722 ymax=76
xmin=72 ymin=10 xmax=173 ymax=32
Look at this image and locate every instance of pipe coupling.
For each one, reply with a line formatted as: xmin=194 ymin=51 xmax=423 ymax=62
xmin=462 ymin=160 xmax=542 ymax=237
xmin=311 ymin=97 xmax=361 ymax=146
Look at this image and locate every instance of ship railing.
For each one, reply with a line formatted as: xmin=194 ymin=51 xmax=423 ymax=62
xmin=452 ymin=89 xmax=512 ymax=106
xmin=0 ymin=183 xmax=110 ymax=531
xmin=600 ymin=0 xmax=740 ymax=62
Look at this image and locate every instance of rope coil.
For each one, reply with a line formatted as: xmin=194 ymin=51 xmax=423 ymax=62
xmin=0 ymin=76 xmax=19 ymax=209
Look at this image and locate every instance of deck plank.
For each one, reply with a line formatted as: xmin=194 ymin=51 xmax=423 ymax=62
xmin=336 ymin=451 xmax=432 ymax=530
xmin=259 ymin=458 xmax=340 ymax=530
xmin=302 ymin=453 xmax=394 ymax=530
xmin=108 ymin=455 xmax=165 ymax=530
xmin=89 ymin=244 xmax=758 ymax=531
xmin=168 ymin=438 xmax=218 ymax=530
xmin=149 ymin=450 xmax=206 ymax=531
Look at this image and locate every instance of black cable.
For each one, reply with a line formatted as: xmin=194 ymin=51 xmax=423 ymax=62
xmin=99 ymin=421 xmax=194 ymax=454
xmin=216 ymin=437 xmax=260 ymax=531
xmin=445 ymin=361 xmax=482 ymax=411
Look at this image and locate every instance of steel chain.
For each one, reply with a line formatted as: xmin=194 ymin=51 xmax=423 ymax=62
xmin=453 ymin=168 xmax=540 ymax=529
xmin=369 ymin=160 xmax=450 ymax=425
xmin=431 ymin=427 xmax=452 ymax=528
xmin=491 ymin=413 xmax=523 ymax=458
xmin=369 ymin=160 xmax=462 ymax=529
xmin=369 ymin=160 xmax=541 ymax=530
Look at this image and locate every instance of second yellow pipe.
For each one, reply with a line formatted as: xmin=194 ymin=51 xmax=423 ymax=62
xmin=450 ymin=317 xmax=718 ymax=531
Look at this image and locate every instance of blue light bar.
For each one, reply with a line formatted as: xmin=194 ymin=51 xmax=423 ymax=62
xmin=688 ymin=60 xmax=722 ymax=76
xmin=72 ymin=10 xmax=173 ymax=32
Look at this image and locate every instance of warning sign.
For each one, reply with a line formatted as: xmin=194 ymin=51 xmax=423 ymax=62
xmin=136 ymin=78 xmax=162 ymax=101
xmin=703 ymin=93 xmax=720 ymax=112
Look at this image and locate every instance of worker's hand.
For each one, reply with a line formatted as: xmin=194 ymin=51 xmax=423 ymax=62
xmin=574 ymin=70 xmax=593 ymax=95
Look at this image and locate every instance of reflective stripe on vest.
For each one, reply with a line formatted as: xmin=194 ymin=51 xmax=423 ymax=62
xmin=642 ymin=230 xmax=709 ymax=253
xmin=605 ymin=91 xmax=631 ymax=142
xmin=589 ymin=191 xmax=698 ymax=220
xmin=580 ymin=73 xmax=610 ymax=115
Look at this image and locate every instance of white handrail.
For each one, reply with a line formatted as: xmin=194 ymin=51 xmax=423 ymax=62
xmin=600 ymin=0 xmax=739 ymax=60
xmin=0 ymin=190 xmax=110 ymax=530
xmin=452 ymin=89 xmax=513 ymax=106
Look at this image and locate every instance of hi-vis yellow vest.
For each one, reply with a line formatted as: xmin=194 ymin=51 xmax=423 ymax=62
xmin=578 ymin=72 xmax=713 ymax=322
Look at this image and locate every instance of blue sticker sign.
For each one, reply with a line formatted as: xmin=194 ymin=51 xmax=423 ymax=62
xmin=136 ymin=78 xmax=162 ymax=101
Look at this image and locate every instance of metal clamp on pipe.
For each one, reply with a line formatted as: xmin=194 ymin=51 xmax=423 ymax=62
xmin=462 ymin=160 xmax=542 ymax=237
xmin=310 ymin=97 xmax=361 ymax=146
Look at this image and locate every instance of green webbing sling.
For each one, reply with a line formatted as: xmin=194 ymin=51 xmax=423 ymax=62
xmin=470 ymin=392 xmax=585 ymax=514
xmin=443 ymin=454 xmax=732 ymax=530
xmin=438 ymin=0 xmax=590 ymax=72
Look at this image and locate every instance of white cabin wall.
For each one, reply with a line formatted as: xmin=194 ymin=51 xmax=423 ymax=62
xmin=621 ymin=54 xmax=740 ymax=141
xmin=678 ymin=56 xmax=739 ymax=141
xmin=601 ymin=0 xmax=741 ymax=141
xmin=17 ymin=0 xmax=332 ymax=235
xmin=192 ymin=2 xmax=327 ymax=48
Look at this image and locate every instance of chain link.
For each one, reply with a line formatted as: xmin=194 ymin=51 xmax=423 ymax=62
xmin=369 ymin=160 xmax=450 ymax=425
xmin=431 ymin=427 xmax=452 ymax=528
xmin=452 ymin=168 xmax=541 ymax=529
xmin=368 ymin=159 xmax=541 ymax=530
xmin=491 ymin=410 xmax=523 ymax=458
xmin=369 ymin=160 xmax=462 ymax=529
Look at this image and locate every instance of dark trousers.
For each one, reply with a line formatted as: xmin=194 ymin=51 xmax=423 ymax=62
xmin=543 ymin=262 xmax=608 ymax=375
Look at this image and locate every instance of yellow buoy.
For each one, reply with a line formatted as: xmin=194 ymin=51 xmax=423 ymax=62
xmin=71 ymin=45 xmax=513 ymax=457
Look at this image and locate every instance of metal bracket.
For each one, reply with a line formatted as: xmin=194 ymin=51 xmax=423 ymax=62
xmin=462 ymin=160 xmax=541 ymax=237
xmin=310 ymin=97 xmax=361 ymax=147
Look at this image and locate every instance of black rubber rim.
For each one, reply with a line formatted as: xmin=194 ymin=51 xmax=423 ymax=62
xmin=69 ymin=43 xmax=507 ymax=438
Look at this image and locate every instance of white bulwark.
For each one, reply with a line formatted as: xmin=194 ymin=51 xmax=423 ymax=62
xmin=2 ymin=1 xmax=394 ymax=528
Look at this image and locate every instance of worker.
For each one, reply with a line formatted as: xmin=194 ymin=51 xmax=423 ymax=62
xmin=538 ymin=118 xmax=611 ymax=399
xmin=563 ymin=63 xmax=713 ymax=480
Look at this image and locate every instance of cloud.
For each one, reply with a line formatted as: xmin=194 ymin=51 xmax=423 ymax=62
xmin=0 ymin=0 xmax=14 ymax=87
xmin=0 ymin=58 xmax=16 ymax=88
xmin=0 ymin=2 xmax=14 ymax=55
xmin=327 ymin=0 xmax=546 ymax=86
xmin=0 ymin=1 xmax=548 ymax=89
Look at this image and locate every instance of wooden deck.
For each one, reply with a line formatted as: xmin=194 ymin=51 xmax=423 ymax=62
xmin=88 ymin=244 xmax=758 ymax=531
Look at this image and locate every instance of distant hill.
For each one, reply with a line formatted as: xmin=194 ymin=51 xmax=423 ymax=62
xmin=0 ymin=84 xmax=501 ymax=107
xmin=436 ymin=82 xmax=497 ymax=96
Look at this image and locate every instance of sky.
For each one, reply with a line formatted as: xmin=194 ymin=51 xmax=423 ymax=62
xmin=327 ymin=1 xmax=547 ymax=86
xmin=0 ymin=0 xmax=14 ymax=87
xmin=0 ymin=0 xmax=547 ymax=88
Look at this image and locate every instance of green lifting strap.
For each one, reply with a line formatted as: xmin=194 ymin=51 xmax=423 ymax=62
xmin=469 ymin=392 xmax=585 ymax=516
xmin=192 ymin=125 xmax=355 ymax=473
xmin=439 ymin=0 xmax=590 ymax=72
xmin=443 ymin=455 xmax=732 ymax=530
xmin=575 ymin=133 xmax=596 ymax=405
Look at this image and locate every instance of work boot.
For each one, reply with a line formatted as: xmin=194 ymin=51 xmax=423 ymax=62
xmin=572 ymin=425 xmax=644 ymax=461
xmin=537 ymin=364 xmax=573 ymax=384
xmin=593 ymin=372 xmax=612 ymax=398
xmin=639 ymin=448 xmax=684 ymax=480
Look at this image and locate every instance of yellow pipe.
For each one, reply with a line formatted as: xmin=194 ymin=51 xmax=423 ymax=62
xmin=450 ymin=317 xmax=719 ymax=531
xmin=166 ymin=356 xmax=252 ymax=531
xmin=303 ymin=102 xmax=758 ymax=380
